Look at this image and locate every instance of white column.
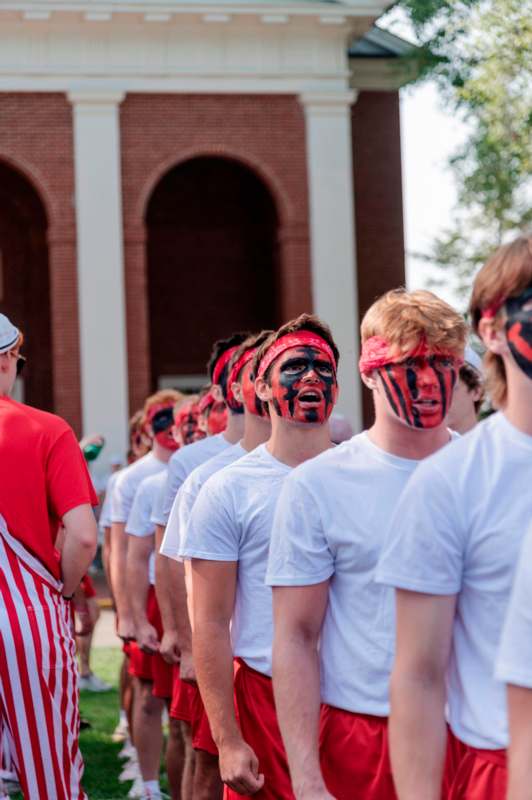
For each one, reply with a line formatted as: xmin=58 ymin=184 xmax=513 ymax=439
xmin=300 ymin=90 xmax=362 ymax=431
xmin=68 ymin=90 xmax=129 ymax=477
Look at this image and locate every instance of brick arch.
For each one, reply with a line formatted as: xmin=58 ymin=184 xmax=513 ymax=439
xmin=120 ymin=93 xmax=313 ymax=411
xmin=0 ymin=93 xmax=81 ymax=431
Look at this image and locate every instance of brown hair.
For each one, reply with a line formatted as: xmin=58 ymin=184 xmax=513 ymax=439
xmin=229 ymin=330 xmax=274 ymax=381
xmin=252 ymin=314 xmax=339 ymax=380
xmin=361 ymin=288 xmax=467 ymax=359
xmin=469 ymin=236 xmax=532 ymax=408
xmin=459 ymin=363 xmax=485 ymax=413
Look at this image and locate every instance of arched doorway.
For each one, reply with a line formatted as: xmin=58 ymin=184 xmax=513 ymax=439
xmin=0 ymin=161 xmax=52 ymax=410
xmin=146 ymin=156 xmax=280 ymax=390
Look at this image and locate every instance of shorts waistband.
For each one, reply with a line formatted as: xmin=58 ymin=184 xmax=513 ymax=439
xmin=462 ymin=742 xmax=507 ymax=768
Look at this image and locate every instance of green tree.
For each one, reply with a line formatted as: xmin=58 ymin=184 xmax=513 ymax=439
xmin=396 ymin=0 xmax=532 ymax=300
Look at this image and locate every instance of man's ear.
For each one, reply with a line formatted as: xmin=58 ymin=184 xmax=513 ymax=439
xmin=478 ymin=317 xmax=510 ymax=357
xmin=361 ymin=370 xmax=379 ymax=391
xmin=255 ymin=376 xmax=271 ymax=403
xmin=211 ymin=383 xmax=223 ymax=403
xmin=231 ymin=381 xmax=243 ymax=404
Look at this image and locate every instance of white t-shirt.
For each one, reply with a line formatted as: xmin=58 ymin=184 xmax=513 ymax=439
xmin=182 ymin=444 xmax=291 ymax=676
xmin=496 ymin=522 xmax=532 ymax=688
xmin=153 ymin=434 xmax=230 ymax=526
xmin=126 ymin=470 xmax=168 ymax=585
xmin=266 ymin=433 xmax=422 ymax=716
xmin=160 ymin=443 xmax=245 ymax=561
xmin=111 ymin=452 xmax=167 ymax=524
xmin=99 ymin=470 xmax=120 ymax=531
xmin=376 ymin=412 xmax=532 ymax=749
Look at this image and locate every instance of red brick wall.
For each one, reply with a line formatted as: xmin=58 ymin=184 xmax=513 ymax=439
xmin=120 ymin=93 xmax=312 ymax=412
xmin=0 ymin=94 xmax=81 ymax=433
xmin=351 ymin=90 xmax=406 ymax=425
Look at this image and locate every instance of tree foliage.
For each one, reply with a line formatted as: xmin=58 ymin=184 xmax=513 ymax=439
xmin=396 ymin=0 xmax=532 ymax=299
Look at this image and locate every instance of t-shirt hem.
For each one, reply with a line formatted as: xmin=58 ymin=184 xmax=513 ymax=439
xmin=126 ymin=528 xmax=154 ymax=538
xmin=374 ymin=571 xmax=460 ymax=595
xmin=495 ymin=664 xmax=532 ymax=688
xmin=179 ymin=549 xmax=238 ymax=562
xmin=265 ymin=568 xmax=334 ymax=587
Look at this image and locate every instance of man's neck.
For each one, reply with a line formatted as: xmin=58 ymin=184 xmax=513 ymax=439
xmin=503 ymin=372 xmax=532 ymax=436
xmin=151 ymin=442 xmax=173 ymax=464
xmin=367 ymin=414 xmax=451 ymax=460
xmin=267 ymin=418 xmax=332 ymax=467
xmin=223 ymin=412 xmax=245 ymax=444
xmin=449 ymin=410 xmax=477 ymax=435
xmin=241 ymin=414 xmax=271 ymax=452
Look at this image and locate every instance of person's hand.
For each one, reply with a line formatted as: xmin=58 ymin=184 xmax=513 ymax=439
xmin=136 ymin=622 xmax=160 ymax=654
xmin=79 ymin=433 xmax=105 ymax=451
xmin=72 ymin=587 xmax=93 ymax=636
xmin=116 ymin=615 xmax=136 ymax=642
xmin=179 ymin=649 xmax=196 ymax=683
xmin=220 ymin=737 xmax=265 ymax=795
xmin=160 ymin=630 xmax=180 ymax=665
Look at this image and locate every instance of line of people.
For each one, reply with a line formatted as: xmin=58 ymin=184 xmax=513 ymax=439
xmin=100 ymin=234 xmax=531 ymax=800
xmin=0 ymin=233 xmax=530 ymax=800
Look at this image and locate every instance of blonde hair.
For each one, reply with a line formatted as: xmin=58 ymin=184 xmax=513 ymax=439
xmin=470 ymin=235 xmax=532 ymax=408
xmin=361 ymin=288 xmax=467 ymax=359
xmin=142 ymin=389 xmax=184 ymax=426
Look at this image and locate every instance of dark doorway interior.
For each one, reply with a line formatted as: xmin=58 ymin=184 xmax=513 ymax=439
xmin=146 ymin=156 xmax=280 ymax=388
xmin=0 ymin=161 xmax=52 ymax=411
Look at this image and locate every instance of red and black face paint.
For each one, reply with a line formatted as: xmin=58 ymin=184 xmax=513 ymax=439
xmin=378 ymin=355 xmax=458 ymax=429
xmin=176 ymin=403 xmax=206 ymax=446
xmin=505 ymin=286 xmax=532 ymax=380
xmin=241 ymin=362 xmax=268 ymax=418
xmin=150 ymin=405 xmax=179 ymax=451
xmin=213 ymin=346 xmax=243 ymax=414
xmin=268 ymin=345 xmax=338 ymax=425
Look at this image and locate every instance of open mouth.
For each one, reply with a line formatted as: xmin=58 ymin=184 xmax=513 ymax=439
xmin=413 ymin=399 xmax=439 ymax=409
xmin=298 ymin=390 xmax=322 ymax=405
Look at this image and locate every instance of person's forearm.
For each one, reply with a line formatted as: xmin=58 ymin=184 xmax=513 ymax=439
xmin=388 ymin=671 xmax=447 ymax=800
xmin=272 ymin=633 xmax=324 ymax=797
xmin=61 ymin=509 xmax=98 ymax=596
xmin=507 ymin=685 xmax=532 ymax=800
xmin=171 ymin=560 xmax=193 ymax=652
xmin=193 ymin=621 xmax=240 ymax=746
xmin=102 ymin=527 xmax=112 ymax=595
xmin=110 ymin=522 xmax=131 ymax=621
xmin=127 ymin=550 xmax=150 ymax=629
xmin=154 ymin=525 xmax=178 ymax=634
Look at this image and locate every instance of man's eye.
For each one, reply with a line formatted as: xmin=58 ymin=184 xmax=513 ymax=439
xmin=282 ymin=362 xmax=306 ymax=373
xmin=316 ymin=364 xmax=333 ymax=376
xmin=522 ymin=299 xmax=532 ymax=312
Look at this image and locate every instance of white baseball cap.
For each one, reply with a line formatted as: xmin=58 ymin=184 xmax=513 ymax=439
xmin=464 ymin=345 xmax=483 ymax=375
xmin=0 ymin=314 xmax=20 ymax=355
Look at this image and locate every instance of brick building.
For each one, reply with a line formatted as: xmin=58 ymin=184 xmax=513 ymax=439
xmin=0 ymin=0 xmax=414 ymax=469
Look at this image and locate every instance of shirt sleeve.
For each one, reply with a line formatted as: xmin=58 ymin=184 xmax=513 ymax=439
xmin=111 ymin=469 xmax=133 ymax=524
xmin=495 ymin=526 xmax=532 ymax=687
xmin=126 ymin=480 xmax=155 ymax=538
xmin=180 ymin=479 xmax=239 ymax=561
xmin=150 ymin=478 xmax=167 ymax=528
xmin=159 ymin=486 xmax=185 ymax=561
xmin=46 ymin=429 xmax=98 ymax=519
xmin=161 ymin=458 xmax=188 ymax=524
xmin=266 ymin=472 xmax=334 ymax=587
xmin=375 ymin=459 xmax=464 ymax=595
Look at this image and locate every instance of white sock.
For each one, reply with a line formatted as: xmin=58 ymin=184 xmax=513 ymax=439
xmin=143 ymin=779 xmax=160 ymax=794
xmin=119 ymin=709 xmax=127 ymax=725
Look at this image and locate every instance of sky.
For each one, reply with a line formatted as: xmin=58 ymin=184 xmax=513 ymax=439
xmin=380 ymin=8 xmax=468 ymax=309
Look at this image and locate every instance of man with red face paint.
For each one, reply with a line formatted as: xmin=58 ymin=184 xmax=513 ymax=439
xmin=266 ymin=290 xmax=466 ymax=800
xmin=173 ymin=396 xmax=207 ymax=447
xmin=183 ymin=314 xmax=339 ymax=799
xmin=376 ymin=236 xmax=532 ymax=800
xmin=159 ymin=330 xmax=273 ymax=800
xmin=198 ymin=389 xmax=228 ymax=437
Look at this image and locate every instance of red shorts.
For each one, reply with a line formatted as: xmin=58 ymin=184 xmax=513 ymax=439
xmin=319 ymin=705 xmax=396 ymax=800
xmin=147 ymin=590 xmax=173 ymax=699
xmin=128 ymin=587 xmax=158 ymax=682
xmin=171 ymin=679 xmax=218 ymax=756
xmin=225 ymin=659 xmax=294 ymax=800
xmin=80 ymin=573 xmax=96 ymax=599
xmin=443 ymin=729 xmax=468 ymax=798
xmin=447 ymin=741 xmax=506 ymax=800
xmin=170 ymin=666 xmax=190 ymax=722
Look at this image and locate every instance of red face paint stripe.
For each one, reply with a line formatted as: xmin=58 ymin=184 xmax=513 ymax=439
xmin=508 ymin=321 xmax=532 ymax=360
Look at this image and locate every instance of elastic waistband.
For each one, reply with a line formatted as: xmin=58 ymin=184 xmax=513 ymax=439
xmin=322 ymin=704 xmax=388 ymax=725
xmin=463 ymin=742 xmax=507 ymax=769
xmin=234 ymin=657 xmax=271 ymax=681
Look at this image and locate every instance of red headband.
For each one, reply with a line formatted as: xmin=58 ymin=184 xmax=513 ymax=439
xmin=481 ymin=296 xmax=506 ymax=319
xmin=212 ymin=346 xmax=239 ymax=386
xmin=359 ymin=335 xmax=461 ymax=374
xmin=146 ymin=402 xmax=174 ymax=424
xmin=228 ymin=347 xmax=257 ymax=389
xmin=257 ymin=331 xmax=336 ymax=379
xmin=198 ymin=390 xmax=215 ymax=414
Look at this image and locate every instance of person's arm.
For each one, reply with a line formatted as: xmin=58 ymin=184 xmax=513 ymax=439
xmin=192 ymin=558 xmax=264 ymax=795
xmin=272 ymin=582 xmax=333 ymax=800
xmin=61 ymin=504 xmax=98 ymax=596
xmin=110 ymin=521 xmax=135 ymax=639
xmin=127 ymin=533 xmax=158 ymax=652
xmin=507 ymin=685 xmax=532 ymax=800
xmin=388 ymin=589 xmax=456 ymax=800
xmin=154 ymin=523 xmax=180 ymax=665
xmin=102 ymin=526 xmax=112 ymax=596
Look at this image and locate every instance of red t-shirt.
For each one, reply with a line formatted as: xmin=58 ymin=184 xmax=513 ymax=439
xmin=0 ymin=396 xmax=98 ymax=579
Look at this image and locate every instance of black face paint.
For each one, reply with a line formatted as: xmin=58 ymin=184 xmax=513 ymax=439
xmin=379 ymin=356 xmax=458 ymax=429
xmin=268 ymin=346 xmax=338 ymax=424
xmin=151 ymin=407 xmax=174 ymax=434
xmin=505 ymin=286 xmax=532 ymax=380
